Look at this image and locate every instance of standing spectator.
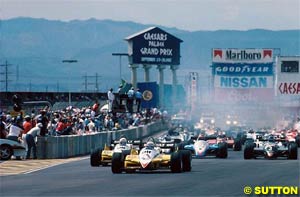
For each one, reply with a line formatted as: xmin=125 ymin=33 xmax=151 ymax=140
xmin=37 ymin=110 xmax=49 ymax=136
xmin=0 ymin=114 xmax=7 ymax=139
xmin=47 ymin=119 xmax=57 ymax=136
xmin=75 ymin=118 xmax=85 ymax=135
xmin=127 ymin=87 xmax=135 ymax=113
xmin=87 ymin=118 xmax=95 ymax=133
xmin=25 ymin=123 xmax=43 ymax=159
xmin=107 ymin=88 xmax=115 ymax=113
xmin=92 ymin=100 xmax=99 ymax=115
xmin=23 ymin=115 xmax=32 ymax=134
xmin=7 ymin=116 xmax=24 ymax=142
xmin=135 ymin=88 xmax=142 ymax=113
xmin=55 ymin=118 xmax=66 ymax=136
xmin=22 ymin=115 xmax=32 ymax=154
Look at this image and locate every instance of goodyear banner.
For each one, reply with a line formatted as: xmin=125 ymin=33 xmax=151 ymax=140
xmin=137 ymin=82 xmax=158 ymax=109
xmin=213 ymin=63 xmax=273 ymax=76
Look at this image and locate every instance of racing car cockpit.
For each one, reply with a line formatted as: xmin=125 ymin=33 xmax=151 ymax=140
xmin=145 ymin=141 xmax=155 ymax=150
xmin=119 ymin=138 xmax=127 ymax=146
xmin=268 ymin=135 xmax=276 ymax=142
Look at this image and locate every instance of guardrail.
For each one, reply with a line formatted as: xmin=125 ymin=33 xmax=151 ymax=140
xmin=36 ymin=121 xmax=168 ymax=159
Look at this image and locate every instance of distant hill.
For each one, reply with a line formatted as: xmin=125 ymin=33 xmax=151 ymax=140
xmin=0 ymin=17 xmax=299 ymax=92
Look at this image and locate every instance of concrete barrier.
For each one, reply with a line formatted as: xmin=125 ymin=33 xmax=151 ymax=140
xmin=36 ymin=121 xmax=168 ymax=159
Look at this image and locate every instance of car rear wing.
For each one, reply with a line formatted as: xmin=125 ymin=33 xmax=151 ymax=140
xmin=156 ymin=142 xmax=175 ymax=148
xmin=191 ymin=136 xmax=217 ymax=141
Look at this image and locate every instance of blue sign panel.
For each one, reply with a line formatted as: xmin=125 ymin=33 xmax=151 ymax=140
xmin=137 ymin=82 xmax=158 ymax=109
xmin=213 ymin=63 xmax=273 ymax=76
xmin=126 ymin=27 xmax=182 ymax=65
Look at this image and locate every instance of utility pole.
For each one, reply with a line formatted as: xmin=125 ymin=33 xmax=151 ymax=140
xmin=57 ymin=81 xmax=60 ymax=92
xmin=29 ymin=80 xmax=32 ymax=92
xmin=0 ymin=61 xmax=13 ymax=92
xmin=82 ymin=73 xmax=101 ymax=92
xmin=62 ymin=59 xmax=78 ymax=106
xmin=112 ymin=53 xmax=128 ymax=82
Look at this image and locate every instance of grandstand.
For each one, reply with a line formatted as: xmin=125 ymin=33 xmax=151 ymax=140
xmin=0 ymin=92 xmax=108 ymax=113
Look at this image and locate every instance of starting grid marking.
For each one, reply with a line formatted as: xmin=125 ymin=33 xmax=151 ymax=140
xmin=0 ymin=156 xmax=88 ymax=176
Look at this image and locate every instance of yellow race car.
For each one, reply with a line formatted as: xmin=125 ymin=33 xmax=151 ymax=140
xmin=111 ymin=139 xmax=192 ymax=173
xmin=90 ymin=137 xmax=141 ymax=167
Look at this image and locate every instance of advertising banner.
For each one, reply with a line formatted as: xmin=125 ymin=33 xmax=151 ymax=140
xmin=214 ymin=76 xmax=273 ymax=89
xmin=212 ymin=48 xmax=275 ymax=103
xmin=278 ymin=82 xmax=300 ymax=95
xmin=214 ymin=88 xmax=274 ymax=103
xmin=213 ymin=63 xmax=273 ymax=76
xmin=212 ymin=49 xmax=273 ymax=63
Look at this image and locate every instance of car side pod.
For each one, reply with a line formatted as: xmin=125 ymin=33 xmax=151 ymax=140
xmin=244 ymin=143 xmax=255 ymax=159
xmin=288 ymin=142 xmax=298 ymax=160
xmin=90 ymin=147 xmax=102 ymax=167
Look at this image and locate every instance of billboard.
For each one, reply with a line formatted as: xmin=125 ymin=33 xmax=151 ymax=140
xmin=276 ymin=57 xmax=300 ymax=96
xmin=278 ymin=82 xmax=300 ymax=95
xmin=212 ymin=48 xmax=274 ymax=103
xmin=126 ymin=27 xmax=182 ymax=65
xmin=213 ymin=49 xmax=273 ymax=63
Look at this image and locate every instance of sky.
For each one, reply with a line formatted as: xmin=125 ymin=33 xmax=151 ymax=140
xmin=1 ymin=0 xmax=299 ymax=31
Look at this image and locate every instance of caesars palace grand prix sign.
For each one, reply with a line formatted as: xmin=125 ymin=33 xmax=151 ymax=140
xmin=127 ymin=27 xmax=181 ymax=65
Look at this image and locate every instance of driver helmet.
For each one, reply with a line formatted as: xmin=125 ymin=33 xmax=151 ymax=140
xmin=119 ymin=138 xmax=127 ymax=146
xmin=268 ymin=135 xmax=275 ymax=142
xmin=146 ymin=141 xmax=155 ymax=149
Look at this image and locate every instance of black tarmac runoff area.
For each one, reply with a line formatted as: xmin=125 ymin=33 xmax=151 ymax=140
xmin=1 ymin=147 xmax=299 ymax=197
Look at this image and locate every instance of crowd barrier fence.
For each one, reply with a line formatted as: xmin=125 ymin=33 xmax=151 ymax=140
xmin=36 ymin=121 xmax=168 ymax=159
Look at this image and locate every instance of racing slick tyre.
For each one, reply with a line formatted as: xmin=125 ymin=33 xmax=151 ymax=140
xmin=0 ymin=145 xmax=13 ymax=160
xmin=244 ymin=143 xmax=255 ymax=159
xmin=217 ymin=142 xmax=228 ymax=158
xmin=171 ymin=151 xmax=182 ymax=173
xmin=296 ymin=136 xmax=300 ymax=147
xmin=288 ymin=143 xmax=298 ymax=160
xmin=181 ymin=150 xmax=192 ymax=172
xmin=90 ymin=148 xmax=102 ymax=167
xmin=233 ymin=139 xmax=242 ymax=151
xmin=111 ymin=153 xmax=123 ymax=173
xmin=177 ymin=141 xmax=188 ymax=150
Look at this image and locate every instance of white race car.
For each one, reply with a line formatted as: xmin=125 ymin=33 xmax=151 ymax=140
xmin=244 ymin=135 xmax=297 ymax=160
xmin=0 ymin=139 xmax=26 ymax=160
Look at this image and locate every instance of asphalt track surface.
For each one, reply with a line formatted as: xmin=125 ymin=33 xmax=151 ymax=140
xmin=1 ymin=147 xmax=299 ymax=197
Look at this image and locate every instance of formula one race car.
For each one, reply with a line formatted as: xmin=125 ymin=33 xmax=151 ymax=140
xmin=221 ymin=135 xmax=242 ymax=151
xmin=0 ymin=139 xmax=26 ymax=160
xmin=90 ymin=137 xmax=142 ymax=166
xmin=244 ymin=135 xmax=298 ymax=160
xmin=155 ymin=135 xmax=178 ymax=154
xmin=111 ymin=138 xmax=192 ymax=173
xmin=180 ymin=135 xmax=228 ymax=158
